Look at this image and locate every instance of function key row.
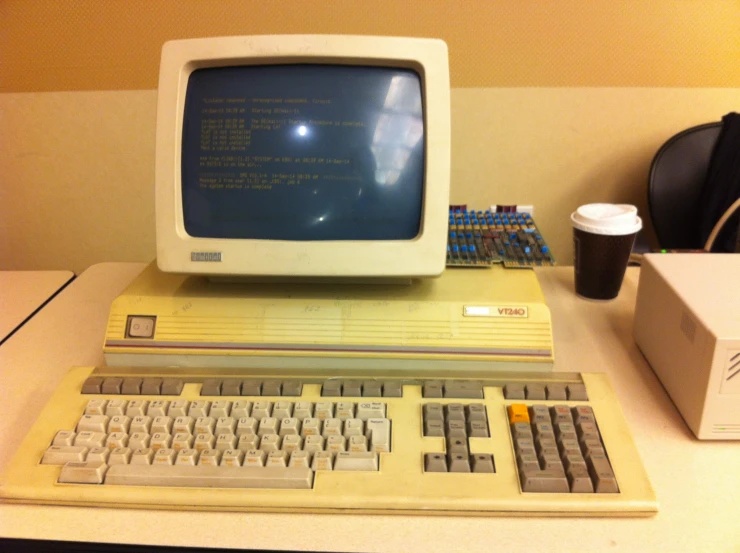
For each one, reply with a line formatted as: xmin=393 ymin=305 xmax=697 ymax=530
xmin=82 ymin=377 xmax=183 ymax=396
xmin=503 ymin=382 xmax=588 ymax=401
xmin=421 ymin=381 xmax=483 ymax=399
xmin=320 ymin=380 xmax=402 ymax=398
xmin=201 ymin=379 xmax=302 ymax=397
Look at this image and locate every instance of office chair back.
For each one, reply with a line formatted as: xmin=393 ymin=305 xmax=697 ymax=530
xmin=648 ymin=122 xmax=721 ymax=249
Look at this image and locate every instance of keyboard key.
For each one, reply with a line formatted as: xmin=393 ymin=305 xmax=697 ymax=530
xmin=105 ymin=465 xmax=313 ymax=489
xmin=84 ymin=399 xmax=108 ymax=415
xmin=167 ymin=400 xmax=190 ymax=417
xmin=121 ymin=378 xmax=143 ymax=395
xmin=140 ymin=378 xmax=162 ymax=395
xmin=220 ymin=380 xmax=242 ymax=396
xmin=59 ymin=461 xmax=108 ymax=484
xmin=546 ymin=383 xmax=567 ymax=400
xmin=520 ymin=469 xmax=570 ymax=493
xmin=42 ymin=446 xmax=88 ymax=465
xmin=160 ymin=378 xmax=185 ymax=396
xmin=101 ymin=378 xmax=123 ymax=395
xmin=81 ymin=377 xmax=104 ymax=394
xmin=334 ymin=451 xmax=378 ymax=471
xmin=201 ymin=379 xmax=222 ymax=396
xmin=503 ymin=383 xmax=525 ymax=399
xmin=365 ymin=419 xmax=391 ymax=453
xmin=424 ymin=453 xmax=447 ymax=472
xmin=567 ymin=383 xmax=588 ymax=401
xmin=525 ymin=383 xmax=546 ymax=400
xmin=444 ymin=381 xmax=483 ymax=399
xmin=281 ymin=381 xmax=303 ymax=397
xmin=77 ymin=415 xmax=109 ymax=433
xmin=507 ymin=404 xmax=529 ymax=424
xmin=471 ymin=454 xmax=495 ymax=473
xmin=382 ymin=381 xmax=403 ymax=398
xmin=240 ymin=380 xmax=262 ymax=396
xmin=126 ymin=400 xmax=150 ymax=417
xmin=52 ymin=430 xmax=76 ymax=446
xmin=362 ymin=381 xmax=382 ymax=397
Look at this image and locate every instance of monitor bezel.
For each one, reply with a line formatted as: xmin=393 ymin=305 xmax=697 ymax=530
xmin=155 ymin=35 xmax=450 ymax=278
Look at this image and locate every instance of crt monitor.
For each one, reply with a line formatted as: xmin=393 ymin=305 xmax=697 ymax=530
xmin=155 ymin=35 xmax=451 ymax=278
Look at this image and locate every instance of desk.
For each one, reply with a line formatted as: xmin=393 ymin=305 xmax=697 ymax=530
xmin=0 ymin=271 xmax=74 ymax=343
xmin=1 ymin=263 xmax=738 ymax=552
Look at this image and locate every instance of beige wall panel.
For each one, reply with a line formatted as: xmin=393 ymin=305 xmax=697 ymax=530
xmin=0 ymin=91 xmax=158 ymax=272
xmin=2 ymin=87 xmax=738 ymax=272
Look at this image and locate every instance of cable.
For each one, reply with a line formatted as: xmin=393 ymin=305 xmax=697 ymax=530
xmin=704 ymin=196 xmax=740 ymax=252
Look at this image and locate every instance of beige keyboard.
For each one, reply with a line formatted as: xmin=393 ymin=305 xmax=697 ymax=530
xmin=0 ymin=366 xmax=657 ymax=516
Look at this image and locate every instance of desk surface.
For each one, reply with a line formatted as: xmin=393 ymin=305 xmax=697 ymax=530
xmin=0 ymin=270 xmax=74 ymax=342
xmin=1 ymin=262 xmax=738 ymax=553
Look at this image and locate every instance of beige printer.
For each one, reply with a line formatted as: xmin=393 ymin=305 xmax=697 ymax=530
xmin=634 ymin=253 xmax=740 ymax=439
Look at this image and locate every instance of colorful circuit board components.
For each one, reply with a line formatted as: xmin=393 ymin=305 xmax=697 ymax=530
xmin=447 ymin=208 xmax=556 ymax=269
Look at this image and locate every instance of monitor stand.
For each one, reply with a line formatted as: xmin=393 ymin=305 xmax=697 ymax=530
xmin=103 ymin=262 xmax=554 ymax=372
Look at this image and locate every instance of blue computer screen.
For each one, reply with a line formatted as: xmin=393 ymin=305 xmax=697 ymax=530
xmin=181 ymin=65 xmax=425 ymax=240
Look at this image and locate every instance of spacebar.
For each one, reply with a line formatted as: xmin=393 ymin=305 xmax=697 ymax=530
xmin=105 ymin=465 xmax=313 ymax=489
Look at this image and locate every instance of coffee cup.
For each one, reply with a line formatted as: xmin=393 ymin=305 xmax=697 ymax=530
xmin=571 ymin=203 xmax=642 ymax=300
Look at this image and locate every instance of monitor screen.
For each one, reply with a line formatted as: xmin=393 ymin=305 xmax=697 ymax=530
xmin=155 ymin=35 xmax=450 ymax=278
xmin=182 ymin=65 xmax=425 ymax=242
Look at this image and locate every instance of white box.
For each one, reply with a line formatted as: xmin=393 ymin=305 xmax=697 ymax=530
xmin=634 ymin=253 xmax=740 ymax=439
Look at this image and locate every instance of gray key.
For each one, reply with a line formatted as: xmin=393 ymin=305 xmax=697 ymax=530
xmin=572 ymin=406 xmax=595 ymax=425
xmin=424 ymin=419 xmax=444 ymax=437
xmin=550 ymin=405 xmax=573 ymax=424
xmin=471 ymin=454 xmax=495 ymax=473
xmin=465 ymin=404 xmax=487 ymax=422
xmin=529 ymin=405 xmax=550 ymax=424
xmin=447 ymin=453 xmax=471 ymax=473
xmin=281 ymin=381 xmax=302 ymax=397
xmin=511 ymin=422 xmax=533 ymax=439
xmin=546 ymin=383 xmax=567 ymax=400
xmin=141 ymin=378 xmax=162 ymax=395
xmin=555 ymin=423 xmax=577 ymax=442
xmin=262 ymin=380 xmax=282 ymax=396
xmin=540 ymin=453 xmax=564 ymax=473
xmin=322 ymin=381 xmax=342 ymax=396
xmin=517 ymin=453 xmax=540 ymax=473
xmin=520 ymin=468 xmax=570 ymax=493
xmin=102 ymin=378 xmax=123 ymax=394
xmin=567 ymin=465 xmax=594 ymax=493
xmin=81 ymin=377 xmax=104 ymax=394
xmin=445 ymin=403 xmax=465 ymax=421
xmin=121 ymin=378 xmax=142 ymax=395
xmin=503 ymin=383 xmax=525 ymax=399
xmin=342 ymin=381 xmax=362 ymax=397
xmin=577 ymin=422 xmax=601 ymax=443
xmin=424 ymin=453 xmax=447 ymax=472
xmin=467 ymin=420 xmax=489 ymax=438
xmin=516 ymin=444 xmax=537 ymax=459
xmin=220 ymin=380 xmax=242 ymax=396
xmin=423 ymin=403 xmax=444 ymax=422
xmin=444 ymin=381 xmax=483 ymax=399
xmin=567 ymin=383 xmax=589 ymax=401
xmin=382 ymin=381 xmax=402 ymax=398
xmin=201 ymin=379 xmax=222 ymax=396
xmin=525 ymin=383 xmax=546 ymax=400
xmin=534 ymin=422 xmax=554 ymax=440
xmin=161 ymin=379 xmax=184 ymax=396
xmin=422 ymin=381 xmax=443 ymax=398
xmin=241 ymin=380 xmax=262 ymax=396
xmin=362 ymin=381 xmax=382 ymax=397
xmin=447 ymin=437 xmax=468 ymax=455
xmin=446 ymin=420 xmax=467 ymax=438
xmin=587 ymin=454 xmax=618 ymax=493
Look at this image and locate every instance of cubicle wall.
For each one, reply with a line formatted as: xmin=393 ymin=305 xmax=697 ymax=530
xmin=2 ymin=0 xmax=739 ymax=272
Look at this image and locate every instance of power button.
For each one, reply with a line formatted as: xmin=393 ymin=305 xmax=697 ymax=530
xmin=126 ymin=316 xmax=156 ymax=339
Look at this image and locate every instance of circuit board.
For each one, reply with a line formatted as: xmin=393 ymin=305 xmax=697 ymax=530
xmin=447 ymin=208 xmax=556 ymax=268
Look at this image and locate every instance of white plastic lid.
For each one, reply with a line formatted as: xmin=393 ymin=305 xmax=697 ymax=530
xmin=570 ymin=203 xmax=642 ymax=235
